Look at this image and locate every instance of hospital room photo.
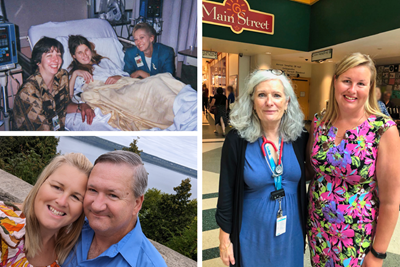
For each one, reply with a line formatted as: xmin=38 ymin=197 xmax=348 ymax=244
xmin=0 ymin=0 xmax=197 ymax=131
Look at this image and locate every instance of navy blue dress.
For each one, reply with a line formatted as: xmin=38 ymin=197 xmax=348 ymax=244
xmin=240 ymin=138 xmax=304 ymax=266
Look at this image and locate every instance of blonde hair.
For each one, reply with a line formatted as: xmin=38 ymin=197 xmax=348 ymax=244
xmin=322 ymin=53 xmax=388 ymax=124
xmin=22 ymin=153 xmax=92 ymax=264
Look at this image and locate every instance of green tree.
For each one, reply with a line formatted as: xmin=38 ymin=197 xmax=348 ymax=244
xmin=0 ymin=136 xmax=59 ymax=184
xmin=139 ymin=178 xmax=197 ymax=260
xmin=122 ymin=137 xmax=143 ymax=156
xmin=166 ymin=216 xmax=197 ymax=261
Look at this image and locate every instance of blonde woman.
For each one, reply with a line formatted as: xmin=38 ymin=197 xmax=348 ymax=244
xmin=124 ymin=23 xmax=175 ymax=78
xmin=0 ymin=153 xmax=92 ymax=266
xmin=307 ymin=53 xmax=400 ymax=267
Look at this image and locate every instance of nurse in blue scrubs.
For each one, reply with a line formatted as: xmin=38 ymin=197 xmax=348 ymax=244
xmin=124 ymin=23 xmax=175 ymax=78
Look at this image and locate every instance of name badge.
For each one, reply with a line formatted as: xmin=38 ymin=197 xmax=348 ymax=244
xmin=276 ymin=215 xmax=287 ymax=236
xmin=135 ymin=55 xmax=144 ymax=67
xmin=52 ymin=115 xmax=60 ymax=131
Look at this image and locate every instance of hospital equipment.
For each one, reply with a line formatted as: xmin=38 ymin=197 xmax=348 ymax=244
xmin=0 ymin=23 xmax=17 ymax=71
xmin=139 ymin=0 xmax=163 ymax=18
xmin=0 ymin=22 xmax=18 ymax=130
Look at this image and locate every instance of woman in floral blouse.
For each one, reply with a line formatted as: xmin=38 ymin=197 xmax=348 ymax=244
xmin=13 ymin=37 xmax=95 ymax=131
xmin=0 ymin=153 xmax=92 ymax=266
xmin=306 ymin=53 xmax=400 ymax=267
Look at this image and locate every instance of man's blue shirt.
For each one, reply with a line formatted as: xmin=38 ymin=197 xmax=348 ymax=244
xmin=62 ymin=218 xmax=167 ymax=267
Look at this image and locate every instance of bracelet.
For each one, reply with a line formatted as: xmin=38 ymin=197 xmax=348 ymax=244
xmin=219 ymin=242 xmax=231 ymax=252
xmin=77 ymin=103 xmax=81 ymax=113
xmin=366 ymin=246 xmax=387 ymax=259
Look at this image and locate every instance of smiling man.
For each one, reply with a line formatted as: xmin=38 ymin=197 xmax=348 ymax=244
xmin=62 ymin=150 xmax=167 ymax=267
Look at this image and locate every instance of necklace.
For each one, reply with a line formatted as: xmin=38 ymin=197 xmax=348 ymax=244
xmin=335 ymin=111 xmax=367 ymax=140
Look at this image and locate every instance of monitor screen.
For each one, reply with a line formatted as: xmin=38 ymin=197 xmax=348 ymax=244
xmin=0 ymin=27 xmax=11 ymax=64
xmin=0 ymin=23 xmax=17 ymax=70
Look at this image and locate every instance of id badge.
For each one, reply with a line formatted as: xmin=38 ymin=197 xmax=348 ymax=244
xmin=135 ymin=55 xmax=144 ymax=67
xmin=276 ymin=215 xmax=287 ymax=236
xmin=52 ymin=115 xmax=60 ymax=131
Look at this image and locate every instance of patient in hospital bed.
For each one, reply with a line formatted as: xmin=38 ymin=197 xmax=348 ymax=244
xmin=66 ymin=35 xmax=186 ymax=131
xmin=68 ymin=35 xmax=129 ymax=102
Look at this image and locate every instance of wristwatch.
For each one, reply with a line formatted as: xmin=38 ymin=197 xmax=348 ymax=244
xmin=366 ymin=246 xmax=387 ymax=259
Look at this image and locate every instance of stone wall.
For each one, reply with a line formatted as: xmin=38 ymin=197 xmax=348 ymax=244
xmin=0 ymin=169 xmax=196 ymax=267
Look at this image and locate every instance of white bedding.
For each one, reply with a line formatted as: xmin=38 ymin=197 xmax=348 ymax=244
xmin=72 ymin=58 xmax=129 ymax=103
xmin=66 ymin=84 xmax=196 ymax=131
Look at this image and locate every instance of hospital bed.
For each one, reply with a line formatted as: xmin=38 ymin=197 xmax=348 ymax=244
xmin=27 ymin=18 xmax=197 ymax=131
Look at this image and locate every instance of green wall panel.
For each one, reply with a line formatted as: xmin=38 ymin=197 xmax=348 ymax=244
xmin=310 ymin=0 xmax=400 ymax=51
xmin=204 ymin=0 xmax=400 ymax=52
xmin=202 ymin=0 xmax=311 ymax=52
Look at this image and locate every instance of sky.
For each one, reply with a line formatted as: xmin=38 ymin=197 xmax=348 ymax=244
xmin=57 ymin=135 xmax=197 ymax=170
xmin=99 ymin=136 xmax=197 ymax=170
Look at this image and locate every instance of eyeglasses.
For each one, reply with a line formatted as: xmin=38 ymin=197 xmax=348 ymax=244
xmin=255 ymin=69 xmax=285 ymax=76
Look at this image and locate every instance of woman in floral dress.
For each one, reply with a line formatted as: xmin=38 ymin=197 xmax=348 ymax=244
xmin=306 ymin=53 xmax=400 ymax=267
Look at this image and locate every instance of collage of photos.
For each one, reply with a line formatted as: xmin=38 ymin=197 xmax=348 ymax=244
xmin=1 ymin=0 xmax=400 ymax=267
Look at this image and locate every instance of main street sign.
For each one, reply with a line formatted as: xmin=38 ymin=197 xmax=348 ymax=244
xmin=203 ymin=0 xmax=274 ymax=35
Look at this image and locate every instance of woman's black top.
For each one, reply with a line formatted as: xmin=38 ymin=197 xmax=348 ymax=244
xmin=214 ymin=93 xmax=227 ymax=106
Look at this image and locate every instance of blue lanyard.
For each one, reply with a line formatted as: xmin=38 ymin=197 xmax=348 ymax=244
xmin=263 ymin=140 xmax=283 ymax=190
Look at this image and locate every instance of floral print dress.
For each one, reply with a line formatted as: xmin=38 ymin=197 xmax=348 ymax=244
xmin=307 ymin=114 xmax=395 ymax=267
xmin=0 ymin=201 xmax=59 ymax=267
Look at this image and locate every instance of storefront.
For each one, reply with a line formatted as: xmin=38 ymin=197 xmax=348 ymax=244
xmin=202 ymin=0 xmax=400 ymax=121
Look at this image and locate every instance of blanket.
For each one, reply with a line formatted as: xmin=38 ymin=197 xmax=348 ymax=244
xmin=81 ymin=73 xmax=185 ymax=131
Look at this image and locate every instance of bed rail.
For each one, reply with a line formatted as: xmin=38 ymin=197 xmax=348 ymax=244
xmin=117 ymin=37 xmax=135 ymax=50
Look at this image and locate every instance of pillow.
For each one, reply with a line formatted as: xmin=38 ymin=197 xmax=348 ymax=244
xmin=55 ymin=36 xmax=125 ymax=70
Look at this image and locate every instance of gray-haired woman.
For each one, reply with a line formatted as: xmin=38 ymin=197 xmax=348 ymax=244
xmin=215 ymin=69 xmax=309 ymax=266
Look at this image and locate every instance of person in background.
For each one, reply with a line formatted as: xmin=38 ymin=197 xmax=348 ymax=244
xmin=216 ymin=69 xmax=308 ymax=266
xmin=210 ymin=87 xmax=228 ymax=136
xmin=203 ymin=83 xmax=209 ymax=114
xmin=376 ymin=87 xmax=390 ymax=117
xmin=226 ymin=85 xmax=235 ymax=121
xmin=0 ymin=153 xmax=92 ymax=266
xmin=306 ymin=53 xmax=400 ymax=267
xmin=13 ymin=37 xmax=95 ymax=130
xmin=124 ymin=23 xmax=175 ymax=79
xmin=382 ymin=91 xmax=395 ymax=109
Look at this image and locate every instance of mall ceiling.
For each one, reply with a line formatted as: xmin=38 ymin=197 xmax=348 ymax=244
xmin=203 ymin=27 xmax=400 ymax=66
